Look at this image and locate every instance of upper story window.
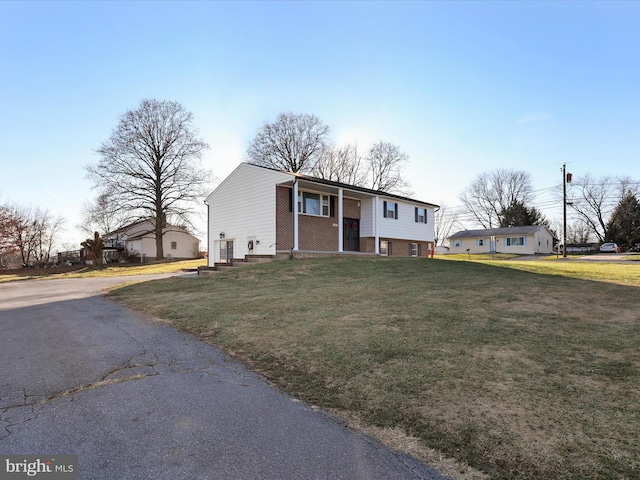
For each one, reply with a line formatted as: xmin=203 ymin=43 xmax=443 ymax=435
xmin=415 ymin=207 xmax=427 ymax=223
xmin=383 ymin=201 xmax=398 ymax=219
xmin=298 ymin=191 xmax=330 ymax=217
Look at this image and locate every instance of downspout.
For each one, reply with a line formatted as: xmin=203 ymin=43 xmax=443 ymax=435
xmin=338 ymin=188 xmax=344 ymax=252
xmin=206 ymin=201 xmax=211 ymax=267
xmin=293 ymin=178 xmax=299 ymax=251
xmin=374 ymin=195 xmax=380 ymax=254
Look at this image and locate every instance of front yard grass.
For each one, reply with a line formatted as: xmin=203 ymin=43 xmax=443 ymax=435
xmin=0 ymin=258 xmax=206 ymax=282
xmin=109 ymin=257 xmax=640 ymax=480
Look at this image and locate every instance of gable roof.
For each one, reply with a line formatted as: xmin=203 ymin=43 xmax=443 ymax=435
xmin=245 ymin=163 xmax=440 ymax=209
xmin=449 ymin=225 xmax=554 ymax=239
xmin=105 ymin=219 xmax=195 ymax=238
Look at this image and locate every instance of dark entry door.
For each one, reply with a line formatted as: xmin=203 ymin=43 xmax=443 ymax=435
xmin=343 ymin=218 xmax=360 ymax=252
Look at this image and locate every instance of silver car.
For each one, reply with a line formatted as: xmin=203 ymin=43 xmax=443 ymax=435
xmin=599 ymin=242 xmax=619 ymax=253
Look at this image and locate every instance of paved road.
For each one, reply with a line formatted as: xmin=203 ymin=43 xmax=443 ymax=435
xmin=0 ymin=276 xmax=448 ymax=480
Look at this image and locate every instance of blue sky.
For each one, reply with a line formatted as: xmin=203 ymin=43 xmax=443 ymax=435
xmin=1 ymin=1 xmax=639 ymax=247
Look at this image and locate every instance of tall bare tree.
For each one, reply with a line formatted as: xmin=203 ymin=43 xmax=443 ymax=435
xmin=459 ymin=169 xmax=533 ymax=228
xmin=566 ymin=219 xmax=593 ymax=244
xmin=566 ymin=174 xmax=638 ymax=243
xmin=5 ymin=205 xmax=65 ymax=267
xmin=87 ymin=99 xmax=211 ymax=259
xmin=434 ymin=203 xmax=459 ymax=246
xmin=247 ymin=112 xmax=330 ymax=173
xmin=365 ymin=141 xmax=412 ymax=195
xmin=0 ymin=205 xmax=18 ymax=265
xmin=79 ymin=193 xmax=130 ymax=236
xmin=312 ymin=142 xmax=366 ymax=186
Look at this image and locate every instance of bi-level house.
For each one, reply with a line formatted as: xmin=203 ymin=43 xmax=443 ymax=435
xmin=204 ymin=163 xmax=439 ymax=265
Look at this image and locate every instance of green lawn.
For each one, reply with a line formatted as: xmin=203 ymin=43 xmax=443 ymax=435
xmin=0 ymin=258 xmax=206 ymax=282
xmin=108 ymin=257 xmax=640 ymax=480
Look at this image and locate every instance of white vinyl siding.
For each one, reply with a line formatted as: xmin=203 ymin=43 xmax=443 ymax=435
xmin=361 ymin=198 xmax=434 ymax=242
xmin=205 ymin=164 xmax=291 ymax=266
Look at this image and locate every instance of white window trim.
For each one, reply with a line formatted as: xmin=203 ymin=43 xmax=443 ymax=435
xmin=298 ymin=190 xmax=331 ymax=217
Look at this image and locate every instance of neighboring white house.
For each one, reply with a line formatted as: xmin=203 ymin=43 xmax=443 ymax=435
xmin=102 ymin=220 xmax=200 ymax=262
xmin=447 ymin=226 xmax=556 ymax=255
xmin=204 ymin=163 xmax=439 ymax=265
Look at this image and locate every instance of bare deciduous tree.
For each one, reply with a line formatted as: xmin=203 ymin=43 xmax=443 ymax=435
xmin=566 ymin=219 xmax=593 ymax=244
xmin=312 ymin=142 xmax=366 ymax=186
xmin=459 ymin=169 xmax=533 ymax=228
xmin=5 ymin=205 xmax=65 ymax=267
xmin=247 ymin=112 xmax=330 ymax=173
xmin=434 ymin=204 xmax=459 ymax=246
xmin=0 ymin=206 xmax=16 ymax=252
xmin=79 ymin=193 xmax=131 ymax=236
xmin=365 ymin=141 xmax=412 ymax=195
xmin=312 ymin=140 xmax=413 ymax=195
xmin=565 ymin=174 xmax=637 ymax=243
xmin=247 ymin=113 xmax=413 ymax=195
xmin=87 ymin=99 xmax=211 ymax=259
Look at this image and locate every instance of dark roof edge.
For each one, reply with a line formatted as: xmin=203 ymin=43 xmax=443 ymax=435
xmin=245 ymin=163 xmax=439 ymax=208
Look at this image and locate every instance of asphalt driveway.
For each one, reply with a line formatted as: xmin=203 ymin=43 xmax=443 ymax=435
xmin=0 ymin=275 xmax=448 ymax=480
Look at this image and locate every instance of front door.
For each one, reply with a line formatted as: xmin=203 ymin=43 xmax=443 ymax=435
xmin=343 ymin=218 xmax=360 ymax=252
xmin=219 ymin=240 xmax=234 ymax=263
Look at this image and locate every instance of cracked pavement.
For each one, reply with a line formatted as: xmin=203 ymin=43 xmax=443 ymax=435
xmin=0 ymin=275 xmax=450 ymax=479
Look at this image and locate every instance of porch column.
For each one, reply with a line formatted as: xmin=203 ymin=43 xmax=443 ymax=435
xmin=374 ymin=196 xmax=380 ymax=254
xmin=293 ymin=179 xmax=299 ymax=251
xmin=338 ymin=188 xmax=344 ymax=252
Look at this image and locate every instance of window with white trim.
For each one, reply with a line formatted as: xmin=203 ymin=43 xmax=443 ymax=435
xmin=410 ymin=243 xmax=419 ymax=257
xmin=506 ymin=237 xmax=525 ymax=246
xmin=298 ymin=191 xmax=330 ymax=217
xmin=415 ymin=207 xmax=427 ymax=223
xmin=477 ymin=238 xmax=485 ymax=247
xmin=453 ymin=240 xmax=462 ymax=248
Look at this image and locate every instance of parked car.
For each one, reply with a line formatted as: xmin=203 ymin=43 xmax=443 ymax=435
xmin=599 ymin=242 xmax=619 ymax=253
xmin=630 ymin=244 xmax=640 ymax=252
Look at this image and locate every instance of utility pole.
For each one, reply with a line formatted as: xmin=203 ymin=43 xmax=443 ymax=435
xmin=562 ymin=163 xmax=572 ymax=258
xmin=563 ymin=163 xmax=567 ymax=258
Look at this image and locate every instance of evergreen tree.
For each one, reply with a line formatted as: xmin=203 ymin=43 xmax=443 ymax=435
xmin=499 ymin=200 xmax=548 ymax=227
xmin=606 ymin=193 xmax=640 ymax=247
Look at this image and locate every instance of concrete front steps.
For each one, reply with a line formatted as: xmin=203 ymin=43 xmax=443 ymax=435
xmin=197 ymin=255 xmax=276 ymax=275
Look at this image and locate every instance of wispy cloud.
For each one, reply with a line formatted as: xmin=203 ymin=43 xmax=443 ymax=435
xmin=516 ymin=111 xmax=553 ymax=125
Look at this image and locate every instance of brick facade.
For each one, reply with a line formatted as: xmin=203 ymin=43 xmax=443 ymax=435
xmin=361 ymin=237 xmax=433 ymax=257
xmin=276 ymin=185 xmax=432 ymax=256
xmin=276 ymin=186 xmax=363 ymax=252
xmin=276 ymin=186 xmax=294 ymax=251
